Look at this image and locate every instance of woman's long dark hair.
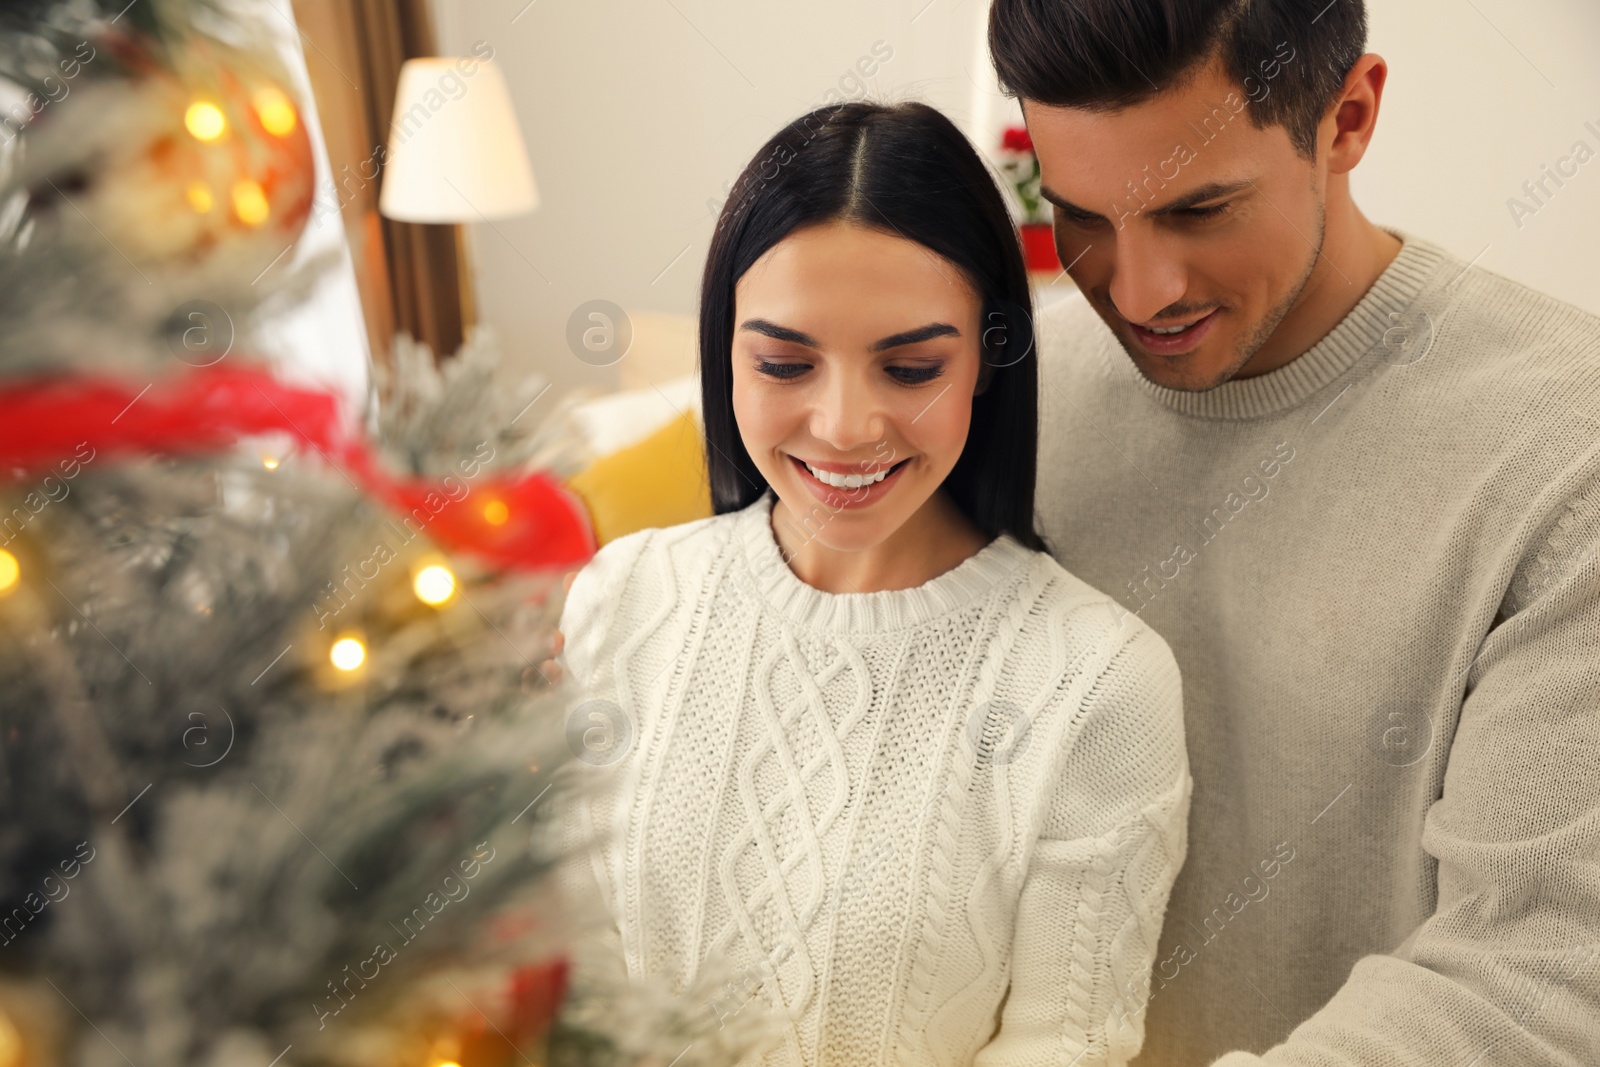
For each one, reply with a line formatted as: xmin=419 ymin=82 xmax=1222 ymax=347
xmin=698 ymin=100 xmax=1044 ymax=551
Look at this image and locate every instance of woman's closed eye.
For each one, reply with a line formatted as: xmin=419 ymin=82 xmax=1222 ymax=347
xmin=753 ymin=359 xmax=946 ymax=385
xmin=886 ymin=362 xmax=944 ymax=385
xmin=755 ymin=359 xmax=810 ymax=380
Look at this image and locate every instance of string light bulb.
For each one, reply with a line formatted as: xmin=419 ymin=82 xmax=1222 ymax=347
xmin=0 ymin=548 xmax=19 ymax=597
xmin=330 ymin=635 xmax=365 ymax=672
xmin=185 ymin=100 xmax=227 ymax=141
xmin=252 ymin=86 xmax=298 ymax=136
xmin=482 ymin=499 xmax=509 ymax=526
xmin=232 ymin=179 xmax=270 ymax=227
xmin=412 ymin=564 xmax=456 ymax=606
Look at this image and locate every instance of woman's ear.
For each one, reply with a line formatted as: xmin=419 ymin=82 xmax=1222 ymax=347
xmin=975 ymin=360 xmax=997 ymax=396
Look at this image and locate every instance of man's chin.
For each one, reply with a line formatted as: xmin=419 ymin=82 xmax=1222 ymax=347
xmin=1121 ymin=344 xmax=1237 ymax=393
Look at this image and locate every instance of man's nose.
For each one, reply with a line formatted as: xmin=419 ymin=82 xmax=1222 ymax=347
xmin=1107 ymin=225 xmax=1188 ymax=325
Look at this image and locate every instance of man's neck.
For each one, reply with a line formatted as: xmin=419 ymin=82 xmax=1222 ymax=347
xmin=1235 ymin=196 xmax=1404 ymax=379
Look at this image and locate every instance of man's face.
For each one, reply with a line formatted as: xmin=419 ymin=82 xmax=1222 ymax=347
xmin=1025 ymin=53 xmax=1329 ymax=392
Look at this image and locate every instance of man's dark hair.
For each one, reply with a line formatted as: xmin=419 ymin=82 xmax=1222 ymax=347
xmin=699 ymin=100 xmax=1045 ymax=552
xmin=988 ymin=0 xmax=1368 ymax=160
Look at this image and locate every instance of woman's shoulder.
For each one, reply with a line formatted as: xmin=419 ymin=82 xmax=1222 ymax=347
xmin=559 ymin=510 xmax=745 ymax=684
xmin=1002 ymin=545 xmax=1157 ymax=641
xmin=998 ymin=546 xmax=1181 ymax=701
xmin=562 ymin=511 xmax=742 ymax=626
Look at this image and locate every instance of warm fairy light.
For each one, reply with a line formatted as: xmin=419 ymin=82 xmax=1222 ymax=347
xmin=330 ymin=636 xmax=365 ymax=671
xmin=433 ymin=1061 xmax=463 ymax=1067
xmin=0 ymin=1005 xmax=22 ymax=1067
xmin=483 ymin=499 xmax=510 ymax=526
xmin=413 ymin=564 xmax=456 ymax=606
xmin=186 ymin=181 xmax=214 ymax=213
xmin=252 ymin=86 xmax=298 ymax=136
xmin=0 ymin=549 xmax=18 ymax=597
xmin=261 ymin=454 xmax=280 ymax=470
xmin=185 ymin=100 xmax=227 ymax=141
xmin=232 ymin=179 xmax=270 ymax=227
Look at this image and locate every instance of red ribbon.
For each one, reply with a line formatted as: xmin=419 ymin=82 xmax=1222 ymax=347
xmin=0 ymin=364 xmax=595 ymax=570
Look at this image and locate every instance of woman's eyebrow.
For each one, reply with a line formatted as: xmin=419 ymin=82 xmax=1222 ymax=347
xmin=739 ymin=319 xmax=820 ymax=347
xmin=738 ymin=319 xmax=960 ymax=351
xmin=871 ymin=323 xmax=960 ymax=352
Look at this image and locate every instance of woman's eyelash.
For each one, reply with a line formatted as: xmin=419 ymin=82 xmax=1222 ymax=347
xmin=887 ymin=364 xmax=944 ymax=384
xmin=754 ymin=361 xmax=945 ymax=385
xmin=755 ymin=360 xmax=810 ymax=379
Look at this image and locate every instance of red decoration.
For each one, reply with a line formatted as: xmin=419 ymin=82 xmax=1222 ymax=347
xmin=1001 ymin=125 xmax=1033 ymax=153
xmin=452 ymin=958 xmax=570 ymax=1067
xmin=0 ymin=365 xmax=595 ymax=571
xmin=507 ymin=958 xmax=570 ymax=1037
xmin=1020 ymin=221 xmax=1061 ymax=273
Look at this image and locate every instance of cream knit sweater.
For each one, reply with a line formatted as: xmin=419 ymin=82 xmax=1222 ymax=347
xmin=555 ymin=492 xmax=1193 ymax=1067
xmin=1034 ymin=228 xmax=1600 ymax=1066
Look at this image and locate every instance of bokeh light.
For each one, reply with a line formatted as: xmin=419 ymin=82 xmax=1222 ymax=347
xmin=330 ymin=636 xmax=365 ymax=672
xmin=184 ymin=101 xmax=227 ymax=141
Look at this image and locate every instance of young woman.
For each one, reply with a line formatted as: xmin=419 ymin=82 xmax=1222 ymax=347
xmin=555 ymin=101 xmax=1191 ymax=1066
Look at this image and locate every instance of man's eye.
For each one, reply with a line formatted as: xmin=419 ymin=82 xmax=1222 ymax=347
xmin=1057 ymin=207 xmax=1103 ymax=227
xmin=756 ymin=360 xmax=810 ymax=379
xmin=887 ymin=364 xmax=944 ymax=385
xmin=1181 ymin=202 xmax=1231 ymax=219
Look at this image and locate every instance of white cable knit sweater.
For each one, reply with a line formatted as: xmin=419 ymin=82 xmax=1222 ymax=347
xmin=555 ymin=492 xmax=1193 ymax=1067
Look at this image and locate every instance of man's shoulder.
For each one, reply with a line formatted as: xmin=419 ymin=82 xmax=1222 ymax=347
xmin=1396 ymin=230 xmax=1595 ymax=364
xmin=1035 ymin=289 xmax=1112 ymax=356
xmin=1441 ymin=253 xmax=1600 ymax=355
xmin=1033 ymin=289 xmax=1128 ymax=404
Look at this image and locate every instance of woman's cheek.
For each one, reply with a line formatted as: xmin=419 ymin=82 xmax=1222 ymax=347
xmin=910 ymin=392 xmax=972 ymax=474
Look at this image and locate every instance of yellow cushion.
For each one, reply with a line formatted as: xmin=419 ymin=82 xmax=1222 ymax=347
xmin=565 ymin=411 xmax=713 ymax=545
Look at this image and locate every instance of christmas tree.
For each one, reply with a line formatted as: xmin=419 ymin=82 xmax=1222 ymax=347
xmin=0 ymin=3 xmax=779 ymax=1067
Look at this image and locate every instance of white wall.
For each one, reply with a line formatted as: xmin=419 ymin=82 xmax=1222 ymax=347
xmin=430 ymin=0 xmax=997 ymax=399
xmin=431 ymin=0 xmax=1600 ymax=402
xmin=1354 ymin=0 xmax=1600 ymax=316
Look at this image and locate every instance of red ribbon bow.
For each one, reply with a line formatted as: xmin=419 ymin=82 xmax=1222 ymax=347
xmin=0 ymin=364 xmax=595 ymax=570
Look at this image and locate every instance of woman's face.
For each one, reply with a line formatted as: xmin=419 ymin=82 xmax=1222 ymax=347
xmin=730 ymin=220 xmax=985 ymax=555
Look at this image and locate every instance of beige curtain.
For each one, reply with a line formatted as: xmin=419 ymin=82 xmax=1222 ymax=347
xmin=288 ymin=0 xmax=469 ymax=369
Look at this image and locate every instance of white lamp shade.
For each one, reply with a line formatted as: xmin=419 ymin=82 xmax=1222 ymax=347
xmin=379 ymin=57 xmax=538 ymax=223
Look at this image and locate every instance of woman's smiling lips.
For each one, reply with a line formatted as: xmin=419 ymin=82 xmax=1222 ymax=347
xmin=787 ymin=453 xmax=910 ymax=509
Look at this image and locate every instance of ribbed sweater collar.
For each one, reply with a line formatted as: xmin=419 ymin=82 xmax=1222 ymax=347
xmin=1113 ymin=226 xmax=1449 ymax=419
xmin=733 ymin=492 xmax=1032 ymax=633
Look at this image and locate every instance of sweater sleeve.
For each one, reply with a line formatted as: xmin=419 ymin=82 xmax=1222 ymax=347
xmin=549 ymin=529 xmax=654 ymax=924
xmin=974 ymin=620 xmax=1193 ymax=1067
xmin=557 ymin=527 xmax=654 ymax=691
xmin=1208 ymin=468 xmax=1600 ymax=1067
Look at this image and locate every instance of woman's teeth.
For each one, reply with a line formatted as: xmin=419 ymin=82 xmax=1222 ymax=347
xmin=803 ymin=461 xmax=891 ymax=489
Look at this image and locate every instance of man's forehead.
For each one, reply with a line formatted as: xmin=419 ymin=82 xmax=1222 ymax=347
xmin=1020 ymin=86 xmax=1289 ymax=206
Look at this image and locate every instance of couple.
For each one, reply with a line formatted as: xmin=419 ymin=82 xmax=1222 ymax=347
xmin=554 ymin=1 xmax=1600 ymax=1064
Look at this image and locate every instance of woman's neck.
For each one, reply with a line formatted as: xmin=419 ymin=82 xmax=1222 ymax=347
xmin=770 ymin=491 xmax=992 ymax=594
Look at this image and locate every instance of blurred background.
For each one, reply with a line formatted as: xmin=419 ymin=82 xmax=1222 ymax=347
xmin=267 ymin=0 xmax=1600 ymax=416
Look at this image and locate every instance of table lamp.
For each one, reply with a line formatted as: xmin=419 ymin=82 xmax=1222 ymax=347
xmin=380 ymin=57 xmax=537 ymax=221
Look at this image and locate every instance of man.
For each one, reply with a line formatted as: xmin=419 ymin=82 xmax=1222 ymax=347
xmin=989 ymin=0 xmax=1600 ymax=1064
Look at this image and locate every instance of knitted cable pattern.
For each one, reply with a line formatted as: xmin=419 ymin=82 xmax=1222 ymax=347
xmin=557 ymin=494 xmax=1192 ymax=1067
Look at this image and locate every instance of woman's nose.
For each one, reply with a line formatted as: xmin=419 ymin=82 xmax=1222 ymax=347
xmin=809 ymin=375 xmax=885 ymax=453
